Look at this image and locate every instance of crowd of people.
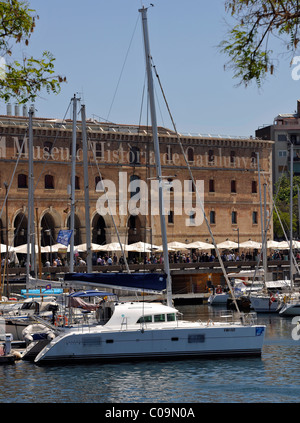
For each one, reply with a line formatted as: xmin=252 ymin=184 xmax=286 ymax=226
xmin=1 ymin=247 xmax=296 ymax=269
xmin=91 ymin=248 xmax=296 ymax=266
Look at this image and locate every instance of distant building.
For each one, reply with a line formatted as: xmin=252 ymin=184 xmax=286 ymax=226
xmin=256 ymin=99 xmax=300 ymax=185
xmin=0 ymin=108 xmax=273 ymax=255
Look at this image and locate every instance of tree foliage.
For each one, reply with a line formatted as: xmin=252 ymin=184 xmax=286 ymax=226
xmin=273 ymin=174 xmax=300 ymax=238
xmin=220 ymin=0 xmax=300 ymax=86
xmin=0 ymin=0 xmax=66 ymax=104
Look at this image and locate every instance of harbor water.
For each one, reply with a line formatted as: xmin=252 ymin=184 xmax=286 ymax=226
xmin=0 ymin=304 xmax=299 ymax=403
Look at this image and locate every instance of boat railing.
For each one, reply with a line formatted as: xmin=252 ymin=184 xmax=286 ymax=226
xmin=240 ymin=312 xmax=258 ymax=326
xmin=209 ymin=310 xmax=258 ymax=326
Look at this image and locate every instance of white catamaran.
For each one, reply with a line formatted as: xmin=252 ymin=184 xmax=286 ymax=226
xmin=32 ymin=7 xmax=265 ymax=364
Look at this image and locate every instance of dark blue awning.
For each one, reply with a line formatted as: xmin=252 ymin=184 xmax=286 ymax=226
xmin=64 ymin=272 xmax=166 ymax=294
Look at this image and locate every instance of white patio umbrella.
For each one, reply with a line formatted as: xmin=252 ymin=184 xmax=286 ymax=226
xmin=0 ymin=244 xmax=16 ymax=253
xmin=239 ymin=240 xmax=262 ymax=249
xmin=216 ymin=240 xmax=239 ymax=249
xmin=14 ymin=244 xmax=59 ymax=254
xmin=14 ymin=244 xmax=40 ymax=254
xmin=277 ymin=240 xmax=300 ymax=249
xmin=97 ymin=242 xmax=127 ymax=251
xmin=125 ymin=242 xmax=158 ymax=252
xmin=267 ymin=240 xmax=281 ymax=249
xmin=50 ymin=243 xmax=71 ymax=252
xmin=75 ymin=243 xmax=103 ymax=251
xmin=155 ymin=245 xmax=176 ymax=252
xmin=167 ymin=241 xmax=189 ymax=250
xmin=186 ymin=241 xmax=214 ymax=250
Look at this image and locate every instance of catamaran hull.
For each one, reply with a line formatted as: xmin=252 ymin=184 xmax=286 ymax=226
xmin=34 ymin=325 xmax=265 ymax=363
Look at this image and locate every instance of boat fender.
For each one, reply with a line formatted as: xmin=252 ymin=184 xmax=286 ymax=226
xmin=207 ymin=319 xmax=214 ymax=326
xmin=12 ymin=350 xmax=22 ymax=360
xmin=47 ymin=332 xmax=56 ymax=341
xmin=24 ymin=334 xmax=34 ymax=344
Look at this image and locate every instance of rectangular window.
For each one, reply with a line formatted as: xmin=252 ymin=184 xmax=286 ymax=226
xmin=251 ymin=152 xmax=257 ymax=165
xmin=45 ymin=174 xmax=54 ymax=189
xmin=137 ymin=315 xmax=152 ymax=323
xmin=252 ymin=180 xmax=257 ymax=193
xmin=75 ymin=176 xmax=80 ymax=190
xmin=252 ymin=211 xmax=258 ymax=224
xmin=168 ymin=210 xmax=174 ymax=224
xmin=167 ymin=313 xmax=176 ymax=322
xmin=231 ymin=180 xmax=236 ymax=193
xmin=210 ymin=210 xmax=216 ymax=224
xmin=209 ymin=179 xmax=215 ymax=193
xmin=95 ymin=142 xmax=105 ymax=159
xmin=154 ymin=314 xmax=165 ymax=322
xmin=166 ymin=145 xmax=172 ymax=163
xmin=277 ymin=134 xmax=287 ymax=141
xmin=230 ymin=151 xmax=236 ymax=165
xmin=208 ymin=150 xmax=214 ymax=163
xmin=232 ymin=211 xmax=237 ymax=224
xmin=189 ymin=211 xmax=196 ymax=226
xmin=18 ymin=174 xmax=27 ymax=189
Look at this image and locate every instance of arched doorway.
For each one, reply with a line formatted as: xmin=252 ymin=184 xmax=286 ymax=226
xmin=41 ymin=213 xmax=55 ymax=247
xmin=92 ymin=215 xmax=106 ymax=245
xmin=67 ymin=215 xmax=82 ymax=246
xmin=13 ymin=213 xmax=27 ymax=246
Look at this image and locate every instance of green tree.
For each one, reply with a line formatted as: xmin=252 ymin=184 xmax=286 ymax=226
xmin=0 ymin=0 xmax=66 ymax=104
xmin=273 ymin=174 xmax=300 ymax=238
xmin=220 ymin=0 xmax=300 ymax=86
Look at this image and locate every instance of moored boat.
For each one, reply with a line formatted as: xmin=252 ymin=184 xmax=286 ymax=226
xmin=34 ymin=300 xmax=265 ymax=363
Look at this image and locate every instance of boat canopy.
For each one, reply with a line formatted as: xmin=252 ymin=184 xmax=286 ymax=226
xmin=64 ymin=272 xmax=167 ymax=293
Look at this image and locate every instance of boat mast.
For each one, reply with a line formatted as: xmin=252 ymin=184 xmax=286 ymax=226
xmin=81 ymin=104 xmax=92 ymax=272
xmin=139 ymin=6 xmax=172 ymax=306
xmin=70 ymin=95 xmax=78 ymax=273
xmin=290 ymin=140 xmax=294 ymax=289
xmin=27 ymin=106 xmax=35 ymax=285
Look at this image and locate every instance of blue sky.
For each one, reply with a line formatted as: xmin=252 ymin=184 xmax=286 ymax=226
xmin=2 ymin=0 xmax=300 ymax=137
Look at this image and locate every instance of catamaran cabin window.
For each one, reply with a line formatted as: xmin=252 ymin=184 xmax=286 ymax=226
xmin=167 ymin=313 xmax=176 ymax=321
xmin=137 ymin=315 xmax=152 ymax=323
xmin=154 ymin=314 xmax=165 ymax=322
